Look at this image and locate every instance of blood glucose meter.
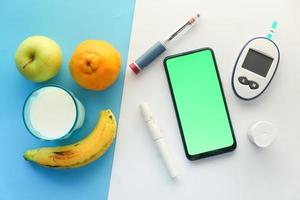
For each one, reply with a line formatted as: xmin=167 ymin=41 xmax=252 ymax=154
xmin=232 ymin=22 xmax=280 ymax=100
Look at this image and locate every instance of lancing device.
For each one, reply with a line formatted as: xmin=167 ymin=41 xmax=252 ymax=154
xmin=130 ymin=13 xmax=200 ymax=74
xmin=139 ymin=102 xmax=178 ymax=178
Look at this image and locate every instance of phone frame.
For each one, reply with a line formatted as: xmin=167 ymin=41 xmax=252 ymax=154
xmin=164 ymin=48 xmax=236 ymax=161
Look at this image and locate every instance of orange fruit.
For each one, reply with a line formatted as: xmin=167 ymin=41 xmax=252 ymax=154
xmin=69 ymin=40 xmax=121 ymax=91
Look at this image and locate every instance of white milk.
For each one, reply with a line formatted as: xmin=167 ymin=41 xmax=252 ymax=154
xmin=25 ymin=86 xmax=84 ymax=140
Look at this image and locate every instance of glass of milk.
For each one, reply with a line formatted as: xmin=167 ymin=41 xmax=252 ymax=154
xmin=23 ymin=85 xmax=85 ymax=141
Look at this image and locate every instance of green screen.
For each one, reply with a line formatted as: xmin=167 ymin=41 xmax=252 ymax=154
xmin=165 ymin=49 xmax=234 ymax=156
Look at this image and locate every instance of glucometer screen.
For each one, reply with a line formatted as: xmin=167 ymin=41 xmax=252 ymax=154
xmin=164 ymin=48 xmax=236 ymax=160
xmin=242 ymin=49 xmax=273 ymax=77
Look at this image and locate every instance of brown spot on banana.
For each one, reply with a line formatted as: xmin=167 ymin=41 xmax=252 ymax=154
xmin=53 ymin=150 xmax=75 ymax=156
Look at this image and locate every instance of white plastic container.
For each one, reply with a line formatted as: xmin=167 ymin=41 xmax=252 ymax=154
xmin=248 ymin=121 xmax=277 ymax=148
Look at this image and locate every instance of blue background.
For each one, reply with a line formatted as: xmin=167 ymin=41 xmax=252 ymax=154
xmin=0 ymin=0 xmax=135 ymax=199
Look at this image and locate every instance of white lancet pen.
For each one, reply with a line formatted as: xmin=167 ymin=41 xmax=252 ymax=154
xmin=139 ymin=102 xmax=178 ymax=178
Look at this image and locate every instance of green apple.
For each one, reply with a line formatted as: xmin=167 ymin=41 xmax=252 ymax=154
xmin=15 ymin=36 xmax=62 ymax=82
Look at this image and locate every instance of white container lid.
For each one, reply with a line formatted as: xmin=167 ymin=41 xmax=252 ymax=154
xmin=248 ymin=121 xmax=277 ymax=148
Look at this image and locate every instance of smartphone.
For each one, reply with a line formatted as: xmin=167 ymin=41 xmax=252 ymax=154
xmin=164 ymin=48 xmax=236 ymax=161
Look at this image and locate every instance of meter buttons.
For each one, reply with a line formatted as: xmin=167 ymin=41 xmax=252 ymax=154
xmin=238 ymin=76 xmax=259 ymax=90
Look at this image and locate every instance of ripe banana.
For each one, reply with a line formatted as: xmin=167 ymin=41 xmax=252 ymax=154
xmin=23 ymin=109 xmax=117 ymax=168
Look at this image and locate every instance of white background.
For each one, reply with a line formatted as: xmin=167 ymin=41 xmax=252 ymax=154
xmin=109 ymin=0 xmax=300 ymax=199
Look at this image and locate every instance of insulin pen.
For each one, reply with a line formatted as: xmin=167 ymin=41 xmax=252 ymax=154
xmin=129 ymin=13 xmax=200 ymax=74
xmin=139 ymin=102 xmax=178 ymax=178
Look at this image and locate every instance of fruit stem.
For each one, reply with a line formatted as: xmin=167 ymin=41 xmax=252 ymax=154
xmin=22 ymin=58 xmax=33 ymax=69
